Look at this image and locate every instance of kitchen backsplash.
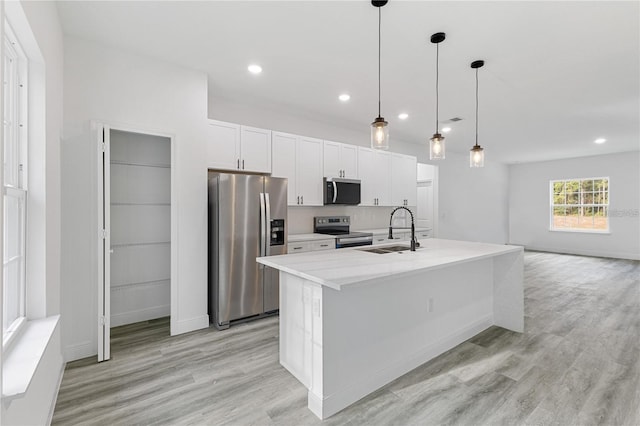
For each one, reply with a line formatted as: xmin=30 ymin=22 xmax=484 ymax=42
xmin=288 ymin=205 xmax=416 ymax=234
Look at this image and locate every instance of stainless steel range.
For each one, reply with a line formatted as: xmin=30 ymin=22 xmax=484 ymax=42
xmin=314 ymin=216 xmax=373 ymax=248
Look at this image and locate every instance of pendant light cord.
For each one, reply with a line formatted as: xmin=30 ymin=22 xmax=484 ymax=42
xmin=378 ymin=7 xmax=382 ymax=118
xmin=475 ymin=67 xmax=479 ymax=147
xmin=435 ymin=42 xmax=439 ymax=132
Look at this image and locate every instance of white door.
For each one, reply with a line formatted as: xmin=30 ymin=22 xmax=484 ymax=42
xmin=240 ymin=125 xmax=271 ymax=173
xmin=340 ymin=144 xmax=359 ymax=179
xmin=296 ymin=136 xmax=324 ymax=206
xmin=374 ymin=150 xmax=392 ymax=206
xmin=323 ymin=140 xmax=342 ymax=178
xmin=97 ymin=124 xmax=173 ymax=362
xmin=357 ymin=147 xmax=376 ymax=206
xmin=207 ymin=120 xmax=241 ymax=170
xmin=272 ymin=132 xmax=298 ymax=205
xmin=97 ymin=124 xmax=111 ymax=361
xmin=417 ymin=180 xmax=434 ymax=229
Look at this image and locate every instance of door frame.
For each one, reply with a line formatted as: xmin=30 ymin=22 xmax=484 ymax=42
xmin=95 ymin=121 xmax=177 ymax=361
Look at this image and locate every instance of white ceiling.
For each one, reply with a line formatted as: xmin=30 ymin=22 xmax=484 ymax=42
xmin=56 ymin=1 xmax=639 ymax=164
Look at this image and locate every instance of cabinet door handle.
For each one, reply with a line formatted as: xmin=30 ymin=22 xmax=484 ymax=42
xmin=293 ymin=246 xmax=303 ymax=250
xmin=242 ymin=159 xmax=245 ymax=169
xmin=301 ymin=195 xmax=304 ymax=205
xmin=237 ymin=159 xmax=240 ymax=169
xmin=320 ymin=244 xmax=329 ymax=247
xmin=297 ymin=196 xmax=300 ymax=205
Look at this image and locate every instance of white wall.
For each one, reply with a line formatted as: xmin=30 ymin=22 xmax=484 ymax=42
xmin=422 ymin=152 xmax=510 ymax=244
xmin=1 ymin=1 xmax=65 ymax=424
xmin=509 ymin=152 xmax=640 ymax=259
xmin=62 ymin=37 xmax=210 ymax=361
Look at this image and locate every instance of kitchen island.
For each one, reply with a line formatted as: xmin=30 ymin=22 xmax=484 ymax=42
xmin=257 ymin=238 xmax=524 ymax=419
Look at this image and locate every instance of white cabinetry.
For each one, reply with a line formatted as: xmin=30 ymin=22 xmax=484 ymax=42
xmin=357 ymin=147 xmax=392 ymax=206
xmin=272 ymin=132 xmax=324 ymax=206
xmin=207 ymin=120 xmax=271 ymax=173
xmin=391 ymin=153 xmax=417 ymax=207
xmin=323 ymin=141 xmax=358 ymax=179
xmin=288 ymin=238 xmax=335 ymax=254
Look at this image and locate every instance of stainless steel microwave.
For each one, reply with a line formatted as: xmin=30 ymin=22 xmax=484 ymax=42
xmin=323 ymin=178 xmax=361 ymax=205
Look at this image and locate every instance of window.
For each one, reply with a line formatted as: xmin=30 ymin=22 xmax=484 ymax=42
xmin=3 ymin=23 xmax=27 ymax=346
xmin=550 ymin=177 xmax=609 ymax=232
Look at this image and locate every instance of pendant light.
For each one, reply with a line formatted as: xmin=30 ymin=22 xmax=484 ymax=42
xmin=371 ymin=0 xmax=389 ymax=150
xmin=429 ymin=32 xmax=446 ymax=160
xmin=470 ymin=60 xmax=485 ymax=168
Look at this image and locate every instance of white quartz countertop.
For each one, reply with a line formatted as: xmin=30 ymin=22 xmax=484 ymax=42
xmin=354 ymin=227 xmax=431 ymax=235
xmin=288 ymin=233 xmax=337 ymax=243
xmin=287 ymin=228 xmax=432 ymax=242
xmin=258 ymin=238 xmax=523 ymax=291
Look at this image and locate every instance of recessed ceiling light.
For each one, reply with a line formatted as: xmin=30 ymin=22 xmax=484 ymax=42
xmin=248 ymin=64 xmax=262 ymax=74
xmin=594 ymin=138 xmax=606 ymax=144
xmin=442 ymin=127 xmax=452 ymax=133
xmin=398 ymin=113 xmax=409 ymax=120
xmin=339 ymin=94 xmax=350 ymax=102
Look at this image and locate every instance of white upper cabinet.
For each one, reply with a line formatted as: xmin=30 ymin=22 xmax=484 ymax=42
xmin=391 ymin=153 xmax=417 ymax=207
xmin=357 ymin=147 xmax=392 ymax=206
xmin=323 ymin=140 xmax=358 ymax=179
xmin=207 ymin=120 xmax=240 ymax=170
xmin=207 ymin=120 xmax=271 ymax=173
xmin=240 ymin=126 xmax=272 ymax=173
xmin=272 ymin=132 xmax=298 ymax=205
xmin=272 ymin=132 xmax=324 ymax=206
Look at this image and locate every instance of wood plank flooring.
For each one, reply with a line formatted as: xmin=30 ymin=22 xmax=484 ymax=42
xmin=52 ymin=251 xmax=640 ymax=425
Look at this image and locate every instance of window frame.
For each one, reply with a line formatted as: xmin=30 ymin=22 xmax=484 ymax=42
xmin=549 ymin=176 xmax=610 ymax=233
xmin=2 ymin=20 xmax=28 ymax=348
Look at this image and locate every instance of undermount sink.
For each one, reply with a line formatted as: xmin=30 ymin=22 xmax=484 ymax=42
xmin=358 ymin=244 xmax=414 ymax=254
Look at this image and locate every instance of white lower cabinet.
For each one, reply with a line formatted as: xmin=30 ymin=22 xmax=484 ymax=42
xmin=288 ymin=239 xmax=335 ymax=254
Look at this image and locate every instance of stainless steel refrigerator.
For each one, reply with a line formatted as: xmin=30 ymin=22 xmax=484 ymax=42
xmin=208 ymin=172 xmax=287 ymax=329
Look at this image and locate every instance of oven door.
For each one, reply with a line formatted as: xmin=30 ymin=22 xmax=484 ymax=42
xmin=336 ymin=236 xmax=373 ymax=249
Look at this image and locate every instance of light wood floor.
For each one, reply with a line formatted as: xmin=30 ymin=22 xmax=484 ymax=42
xmin=52 ymin=251 xmax=640 ymax=425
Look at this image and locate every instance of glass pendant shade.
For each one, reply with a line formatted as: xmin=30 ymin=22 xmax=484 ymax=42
xmin=371 ymin=117 xmax=389 ymax=150
xmin=429 ymin=133 xmax=445 ymax=159
xmin=470 ymin=145 xmax=484 ymax=167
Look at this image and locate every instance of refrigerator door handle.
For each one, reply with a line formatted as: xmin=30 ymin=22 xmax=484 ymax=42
xmin=332 ymin=181 xmax=338 ymax=203
xmin=259 ymin=192 xmax=266 ymax=260
xmin=265 ymin=193 xmax=272 ymax=257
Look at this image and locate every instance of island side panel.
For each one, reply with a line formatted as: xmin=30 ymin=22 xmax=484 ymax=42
xmin=318 ymin=259 xmax=495 ymax=419
xmin=492 ymin=249 xmax=525 ymax=332
xmin=279 ymin=273 xmax=313 ymax=388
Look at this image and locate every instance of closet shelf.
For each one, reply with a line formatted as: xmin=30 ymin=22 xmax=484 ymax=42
xmin=111 ymin=202 xmax=170 ymax=206
xmin=111 ymin=241 xmax=170 ymax=248
xmin=110 ymin=160 xmax=170 ymax=169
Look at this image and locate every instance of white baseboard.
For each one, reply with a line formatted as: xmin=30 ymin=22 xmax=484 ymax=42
xmin=110 ymin=305 xmax=170 ymax=327
xmin=524 ymin=245 xmax=640 ymax=260
xmin=170 ymin=314 xmax=210 ymax=336
xmin=63 ymin=340 xmax=95 ymax=362
xmin=47 ymin=361 xmax=66 ymax=425
xmin=311 ymin=314 xmax=493 ymax=420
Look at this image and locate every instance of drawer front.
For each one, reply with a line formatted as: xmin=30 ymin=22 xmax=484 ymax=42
xmin=416 ymin=230 xmax=432 ymax=239
xmin=312 ymin=240 xmax=336 ymax=251
xmin=288 ymin=241 xmax=313 ymax=254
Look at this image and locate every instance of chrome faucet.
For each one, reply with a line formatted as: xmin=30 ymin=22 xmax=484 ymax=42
xmin=388 ymin=206 xmax=419 ymax=251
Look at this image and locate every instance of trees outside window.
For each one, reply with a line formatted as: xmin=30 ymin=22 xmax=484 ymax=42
xmin=550 ymin=177 xmax=609 ymax=232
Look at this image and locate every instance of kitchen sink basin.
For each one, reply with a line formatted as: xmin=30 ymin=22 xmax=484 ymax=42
xmin=358 ymin=244 xmax=413 ymax=254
